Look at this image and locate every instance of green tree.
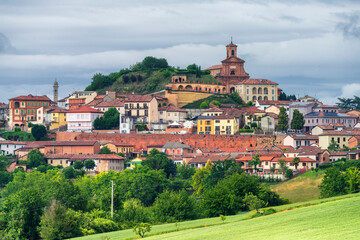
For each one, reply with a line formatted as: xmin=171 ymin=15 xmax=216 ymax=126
xmin=277 ymin=159 xmax=288 ymax=175
xmin=133 ymin=222 xmax=152 ymax=238
xmin=94 ymin=108 xmax=119 ymax=130
xmin=0 ymin=155 xmax=11 ymax=171
xmin=328 ymin=139 xmax=338 ymax=151
xmin=319 ymin=167 xmax=347 ymax=198
xmin=192 ymin=166 xmax=211 ymax=195
xmin=142 ymin=149 xmax=176 ymax=178
xmin=177 ymin=164 xmax=196 ymax=179
xmin=291 ymin=157 xmax=300 ymax=170
xmin=346 ymin=167 xmax=360 ymax=193
xmin=73 ymin=161 xmax=84 ymax=170
xmin=230 ymin=93 xmax=243 ymax=105
xmin=285 ymin=169 xmax=293 ymax=178
xmin=84 ymin=159 xmax=96 ymax=170
xmin=31 ymin=124 xmax=47 ymax=141
xmin=141 ymin=56 xmax=168 ymax=69
xmin=291 ymin=109 xmax=305 ymax=130
xmin=100 ymin=146 xmax=112 ymax=154
xmin=277 ymin=106 xmax=288 ymax=131
xmin=121 ymin=199 xmax=150 ymax=227
xmin=39 ymin=200 xmax=82 ymax=240
xmin=200 ymin=100 xmax=210 ymax=109
xmin=243 ymin=192 xmax=266 ymax=213
xmin=249 ymin=154 xmax=261 ymax=173
xmin=27 ymin=149 xmax=46 ymax=169
xmin=210 ymin=100 xmax=221 ymax=107
xmin=205 ymin=159 xmax=243 ymax=188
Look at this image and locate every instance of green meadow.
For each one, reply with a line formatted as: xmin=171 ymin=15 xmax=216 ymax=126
xmin=71 ymin=192 xmax=360 ymax=240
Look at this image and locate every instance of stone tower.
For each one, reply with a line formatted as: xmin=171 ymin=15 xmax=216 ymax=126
xmin=226 ymin=40 xmax=237 ymax=58
xmin=53 ymin=79 xmax=59 ymax=102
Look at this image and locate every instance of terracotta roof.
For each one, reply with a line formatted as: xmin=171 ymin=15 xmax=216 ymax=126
xmin=0 ymin=102 xmax=8 ymax=108
xmin=95 ymin=100 xmax=124 ymax=108
xmin=272 ymin=157 xmax=316 ymax=162
xmin=319 ymin=129 xmax=360 ymax=136
xmin=117 ymin=94 xmax=153 ymax=103
xmin=213 ymin=115 xmax=236 ymax=120
xmin=315 ymin=125 xmax=334 ymax=130
xmin=241 ymin=79 xmax=278 ymax=85
xmin=9 ymin=94 xmax=51 ymax=101
xmin=203 ymin=107 xmax=224 ymax=113
xmin=320 ymin=105 xmax=339 ymax=108
xmin=284 ymin=146 xmax=323 ymax=155
xmin=158 ymin=105 xmax=187 ymax=113
xmin=257 ymin=100 xmax=294 ymax=106
xmin=287 ymin=134 xmax=319 ymax=140
xmin=331 ymin=123 xmax=345 ymax=127
xmin=237 ymin=156 xmax=276 ymax=162
xmin=44 ymin=141 xmax=98 ymax=146
xmin=329 ymin=151 xmax=348 ymax=156
xmin=95 ymin=95 xmax=106 ymax=100
xmin=45 ymin=154 xmax=124 ymax=161
xmin=87 ymin=99 xmax=103 ymax=107
xmin=265 ymin=113 xmax=278 ymax=119
xmin=0 ymin=140 xmax=27 ymax=145
xmin=205 ymin=64 xmax=222 ymax=71
xmin=67 ymin=105 xmax=103 ymax=114
xmin=187 ymin=153 xmax=231 ymax=164
xmin=226 ymin=43 xmax=237 ymax=47
xmin=240 ymin=106 xmax=266 ymax=114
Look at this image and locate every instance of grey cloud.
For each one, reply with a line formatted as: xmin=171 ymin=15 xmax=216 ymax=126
xmin=337 ymin=13 xmax=360 ymax=38
xmin=0 ymin=33 xmax=16 ymax=53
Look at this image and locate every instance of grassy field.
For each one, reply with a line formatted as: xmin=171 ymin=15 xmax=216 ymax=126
xmin=272 ymin=171 xmax=324 ymax=203
xmin=71 ymin=193 xmax=360 ymax=240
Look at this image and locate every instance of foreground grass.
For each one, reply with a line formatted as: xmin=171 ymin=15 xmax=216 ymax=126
xmin=272 ymin=171 xmax=324 ymax=203
xmin=71 ymin=193 xmax=360 ymax=240
xmin=147 ymin=193 xmax=360 ymax=240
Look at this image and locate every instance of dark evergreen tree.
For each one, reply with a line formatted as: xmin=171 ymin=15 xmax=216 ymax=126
xmin=277 ymin=106 xmax=288 ymax=131
xmin=291 ymin=109 xmax=304 ymax=130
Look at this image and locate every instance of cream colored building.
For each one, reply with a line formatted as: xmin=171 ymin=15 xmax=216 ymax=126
xmin=68 ymin=91 xmax=98 ymax=104
xmin=318 ymin=130 xmax=360 ymax=149
xmin=213 ymin=115 xmax=239 ymax=135
xmin=158 ymin=105 xmax=188 ymax=122
xmin=234 ymin=79 xmax=278 ymax=103
xmin=117 ymin=95 xmax=159 ymax=123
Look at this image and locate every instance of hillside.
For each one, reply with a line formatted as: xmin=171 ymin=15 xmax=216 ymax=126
xmin=272 ymin=171 xmax=324 ymax=203
xmin=182 ymin=93 xmax=244 ymax=109
xmin=71 ymin=193 xmax=360 ymax=240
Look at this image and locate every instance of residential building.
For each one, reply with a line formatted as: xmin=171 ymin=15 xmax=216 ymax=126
xmin=349 ymin=136 xmax=360 ymax=149
xmin=0 ymin=141 xmax=27 ymax=155
xmin=197 ymin=116 xmax=214 ymax=134
xmin=66 ymin=105 xmax=103 ymax=131
xmin=255 ymin=100 xmax=294 ymax=112
xmin=119 ymin=114 xmax=134 ymax=134
xmin=50 ymin=108 xmax=68 ymax=130
xmin=318 ymin=129 xmax=360 ymax=149
xmin=102 ymin=142 xmax=134 ymax=155
xmin=213 ymin=115 xmax=238 ymax=135
xmin=68 ymin=91 xmax=98 ymax=106
xmin=158 ymin=105 xmax=188 ymax=123
xmin=162 ymin=142 xmax=194 ymax=160
xmin=9 ymin=94 xmax=52 ymax=130
xmin=260 ymin=113 xmax=278 ymax=132
xmin=0 ymin=103 xmax=9 ymax=123
xmin=234 ymin=79 xmax=279 ymax=102
xmin=44 ymin=141 xmax=101 ymax=155
xmin=311 ymin=125 xmax=334 ymax=136
xmin=93 ymin=99 xmax=125 ymax=114
xmin=283 ymin=134 xmax=319 ymax=148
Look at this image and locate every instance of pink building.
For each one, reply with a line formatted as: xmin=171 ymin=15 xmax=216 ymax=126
xmin=283 ymin=134 xmax=319 ymax=148
xmin=66 ymin=105 xmax=103 ymax=131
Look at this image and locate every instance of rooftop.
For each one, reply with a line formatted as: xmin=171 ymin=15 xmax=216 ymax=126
xmin=241 ymin=79 xmax=278 ymax=85
xmin=9 ymin=94 xmax=51 ymax=101
xmin=67 ymin=105 xmax=103 ymax=114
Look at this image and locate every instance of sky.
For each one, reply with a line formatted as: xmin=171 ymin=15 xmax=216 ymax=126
xmin=0 ymin=0 xmax=360 ymax=104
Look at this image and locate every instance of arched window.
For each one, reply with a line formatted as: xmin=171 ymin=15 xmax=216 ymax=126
xmin=264 ymin=88 xmax=268 ymax=94
xmin=230 ymin=70 xmax=235 ymax=75
xmin=222 ymin=87 xmax=226 ymax=93
xmin=252 ymin=87 xmax=257 ymax=94
xmin=231 ymin=50 xmax=234 ymax=56
xmin=258 ymin=88 xmax=262 ymax=94
xmin=264 ymin=96 xmax=268 ymax=100
xmin=178 ymin=85 xmax=183 ymax=90
xmin=258 ymin=96 xmax=262 ymax=101
xmin=252 ymin=96 xmax=257 ymax=101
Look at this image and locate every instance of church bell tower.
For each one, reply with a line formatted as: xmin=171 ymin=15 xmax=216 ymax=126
xmin=53 ymin=79 xmax=59 ymax=102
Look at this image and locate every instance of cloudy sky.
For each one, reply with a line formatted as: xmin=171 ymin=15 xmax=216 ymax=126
xmin=0 ymin=0 xmax=360 ymax=104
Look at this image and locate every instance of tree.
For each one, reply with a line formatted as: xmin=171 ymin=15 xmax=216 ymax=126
xmin=94 ymin=107 xmax=119 ymax=130
xmin=133 ymin=223 xmax=152 ymax=238
xmin=39 ymin=200 xmax=82 ymax=240
xmin=130 ymin=75 xmax=137 ymax=82
xmin=285 ymin=169 xmax=293 ymax=178
xmin=328 ymin=139 xmax=338 ymax=151
xmin=230 ymin=93 xmax=243 ymax=105
xmin=249 ymin=154 xmax=261 ymax=173
xmin=27 ymin=149 xmax=46 ymax=169
xmin=177 ymin=164 xmax=196 ymax=179
xmin=84 ymin=159 xmax=96 ymax=170
xmin=346 ymin=167 xmax=360 ymax=193
xmin=0 ymin=155 xmax=11 ymax=171
xmin=63 ymin=166 xmax=78 ymax=179
xmin=192 ymin=167 xmax=211 ymax=195
xmin=73 ymin=161 xmax=84 ymax=170
xmin=141 ymin=56 xmax=168 ymax=69
xmin=205 ymin=159 xmax=243 ymax=189
xmin=277 ymin=159 xmax=288 ymax=175
xmin=121 ymin=199 xmax=150 ymax=227
xmin=243 ymin=193 xmax=266 ymax=213
xmin=100 ymin=146 xmax=112 ymax=154
xmin=291 ymin=157 xmax=300 ymax=170
xmin=122 ymin=75 xmax=129 ymax=83
xmin=200 ymin=100 xmax=210 ymax=109
xmin=142 ymin=149 xmax=176 ymax=178
xmin=210 ymin=100 xmax=221 ymax=107
xmin=319 ymin=167 xmax=347 ymax=198
xmin=31 ymin=124 xmax=47 ymax=141
xmin=277 ymin=106 xmax=288 ymax=131
xmin=220 ymin=214 xmax=226 ymax=223
xmin=291 ymin=109 xmax=304 ymax=130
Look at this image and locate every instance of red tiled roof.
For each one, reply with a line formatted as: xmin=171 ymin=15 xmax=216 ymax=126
xmin=316 ymin=125 xmax=334 ymax=130
xmin=272 ymin=157 xmax=316 ymax=162
xmin=95 ymin=95 xmax=106 ymax=100
xmin=68 ymin=105 xmax=103 ymax=113
xmin=95 ymin=100 xmax=124 ymax=108
xmin=9 ymin=94 xmax=51 ymax=101
xmin=237 ymin=156 xmax=276 ymax=162
xmin=240 ymin=106 xmax=266 ymax=114
xmin=205 ymin=64 xmax=222 ymax=71
xmin=319 ymin=129 xmax=360 ymax=136
xmin=117 ymin=94 xmax=153 ymax=102
xmin=0 ymin=140 xmax=27 ymax=145
xmin=0 ymin=102 xmax=8 ymax=108
xmin=331 ymin=123 xmax=345 ymax=127
xmin=213 ymin=115 xmax=236 ymax=120
xmin=159 ymin=105 xmax=187 ymax=113
xmin=187 ymin=153 xmax=231 ymax=164
xmin=44 ymin=141 xmax=98 ymax=146
xmin=257 ymin=100 xmax=294 ymax=105
xmin=287 ymin=134 xmax=319 ymax=140
xmin=241 ymin=79 xmax=278 ymax=85
xmin=87 ymin=99 xmax=103 ymax=107
xmin=45 ymin=154 xmax=124 ymax=161
xmin=329 ymin=151 xmax=348 ymax=156
xmin=320 ymin=105 xmax=339 ymax=108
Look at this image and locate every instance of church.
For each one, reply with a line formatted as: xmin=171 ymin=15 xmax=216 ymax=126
xmin=165 ymin=42 xmax=280 ymax=107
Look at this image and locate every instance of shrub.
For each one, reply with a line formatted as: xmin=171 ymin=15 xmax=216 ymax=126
xmin=285 ymin=169 xmax=293 ymax=178
xmin=133 ymin=223 xmax=152 ymax=238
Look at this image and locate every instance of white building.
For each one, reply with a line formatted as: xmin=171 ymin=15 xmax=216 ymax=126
xmin=119 ymin=114 xmax=134 ymax=134
xmin=0 ymin=141 xmax=27 ymax=155
xmin=66 ymin=105 xmax=103 ymax=131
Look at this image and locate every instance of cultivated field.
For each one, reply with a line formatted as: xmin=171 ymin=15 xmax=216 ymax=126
xmin=272 ymin=171 xmax=324 ymax=202
xmin=71 ymin=193 xmax=360 ymax=240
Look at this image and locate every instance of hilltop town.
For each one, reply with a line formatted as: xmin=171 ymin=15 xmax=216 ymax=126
xmin=1 ymin=42 xmax=360 ymax=239
xmin=1 ymin=42 xmax=359 ymax=173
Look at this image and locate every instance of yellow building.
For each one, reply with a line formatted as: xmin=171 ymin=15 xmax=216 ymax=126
xmin=197 ymin=116 xmax=214 ymax=135
xmin=50 ymin=108 xmax=68 ymax=130
xmin=234 ymin=79 xmax=278 ymax=103
xmin=213 ymin=115 xmax=239 ymax=135
xmin=318 ymin=130 xmax=360 ymax=149
xmin=128 ymin=157 xmax=144 ymax=169
xmin=103 ymin=142 xmax=134 ymax=155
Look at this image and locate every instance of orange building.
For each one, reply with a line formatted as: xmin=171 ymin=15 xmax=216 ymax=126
xmin=44 ymin=141 xmax=100 ymax=155
xmin=9 ymin=94 xmax=52 ymax=130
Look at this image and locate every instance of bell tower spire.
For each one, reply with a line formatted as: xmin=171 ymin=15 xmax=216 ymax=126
xmin=53 ymin=79 xmax=59 ymax=102
xmin=226 ymin=40 xmax=237 ymax=58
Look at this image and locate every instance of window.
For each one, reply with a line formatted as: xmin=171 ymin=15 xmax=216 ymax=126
xmin=230 ymin=70 xmax=235 ymax=75
xmin=231 ymin=50 xmax=234 ymax=56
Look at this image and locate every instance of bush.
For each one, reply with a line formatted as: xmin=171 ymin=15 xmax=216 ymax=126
xmin=285 ymin=169 xmax=293 ymax=178
xmin=239 ymin=129 xmax=254 ymax=133
xmin=90 ymin=218 xmax=120 ymax=233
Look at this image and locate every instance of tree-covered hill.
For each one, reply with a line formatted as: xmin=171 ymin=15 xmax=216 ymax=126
xmin=85 ymin=57 xmax=214 ymax=95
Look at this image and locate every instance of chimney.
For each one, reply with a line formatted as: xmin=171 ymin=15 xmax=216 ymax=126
xmin=106 ymin=91 xmax=116 ymax=101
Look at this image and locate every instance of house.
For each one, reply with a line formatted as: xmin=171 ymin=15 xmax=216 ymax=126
xmin=66 ymin=105 xmax=103 ymax=131
xmin=255 ymin=100 xmax=294 ymax=112
xmin=311 ymin=125 xmax=334 ymax=136
xmin=9 ymin=94 xmax=52 ymax=130
xmin=46 ymin=153 xmax=125 ymax=173
xmin=185 ymin=153 xmax=231 ymax=168
xmin=303 ymin=110 xmax=356 ymax=132
xmin=50 ymin=108 xmax=68 ymax=130
xmin=349 ymin=136 xmax=360 ymax=149
xmin=234 ymin=79 xmax=279 ymax=102
xmin=260 ymin=113 xmax=278 ymax=132
xmin=162 ymin=141 xmax=194 ymax=160
xmin=0 ymin=102 xmax=9 ymax=122
xmin=117 ymin=94 xmax=159 ymax=124
xmin=158 ymin=105 xmax=188 ymax=123
xmin=328 ymin=151 xmax=347 ymax=162
xmin=93 ymin=99 xmax=125 ymax=114
xmin=318 ymin=129 xmax=360 ymax=149
xmin=288 ymin=102 xmax=316 ymax=129
xmin=68 ymin=91 xmax=98 ymax=106
xmin=0 ymin=141 xmax=27 ymax=155
xmin=283 ymin=134 xmax=319 ymax=148
xmin=240 ymin=106 xmax=265 ymax=128
xmin=44 ymin=141 xmax=101 ymax=155
xmin=213 ymin=115 xmax=239 ymax=135
xmin=102 ymin=142 xmax=134 ymax=155
xmin=197 ymin=116 xmax=214 ymax=134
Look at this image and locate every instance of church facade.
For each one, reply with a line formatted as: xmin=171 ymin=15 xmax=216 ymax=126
xmin=165 ymin=42 xmax=279 ymax=106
